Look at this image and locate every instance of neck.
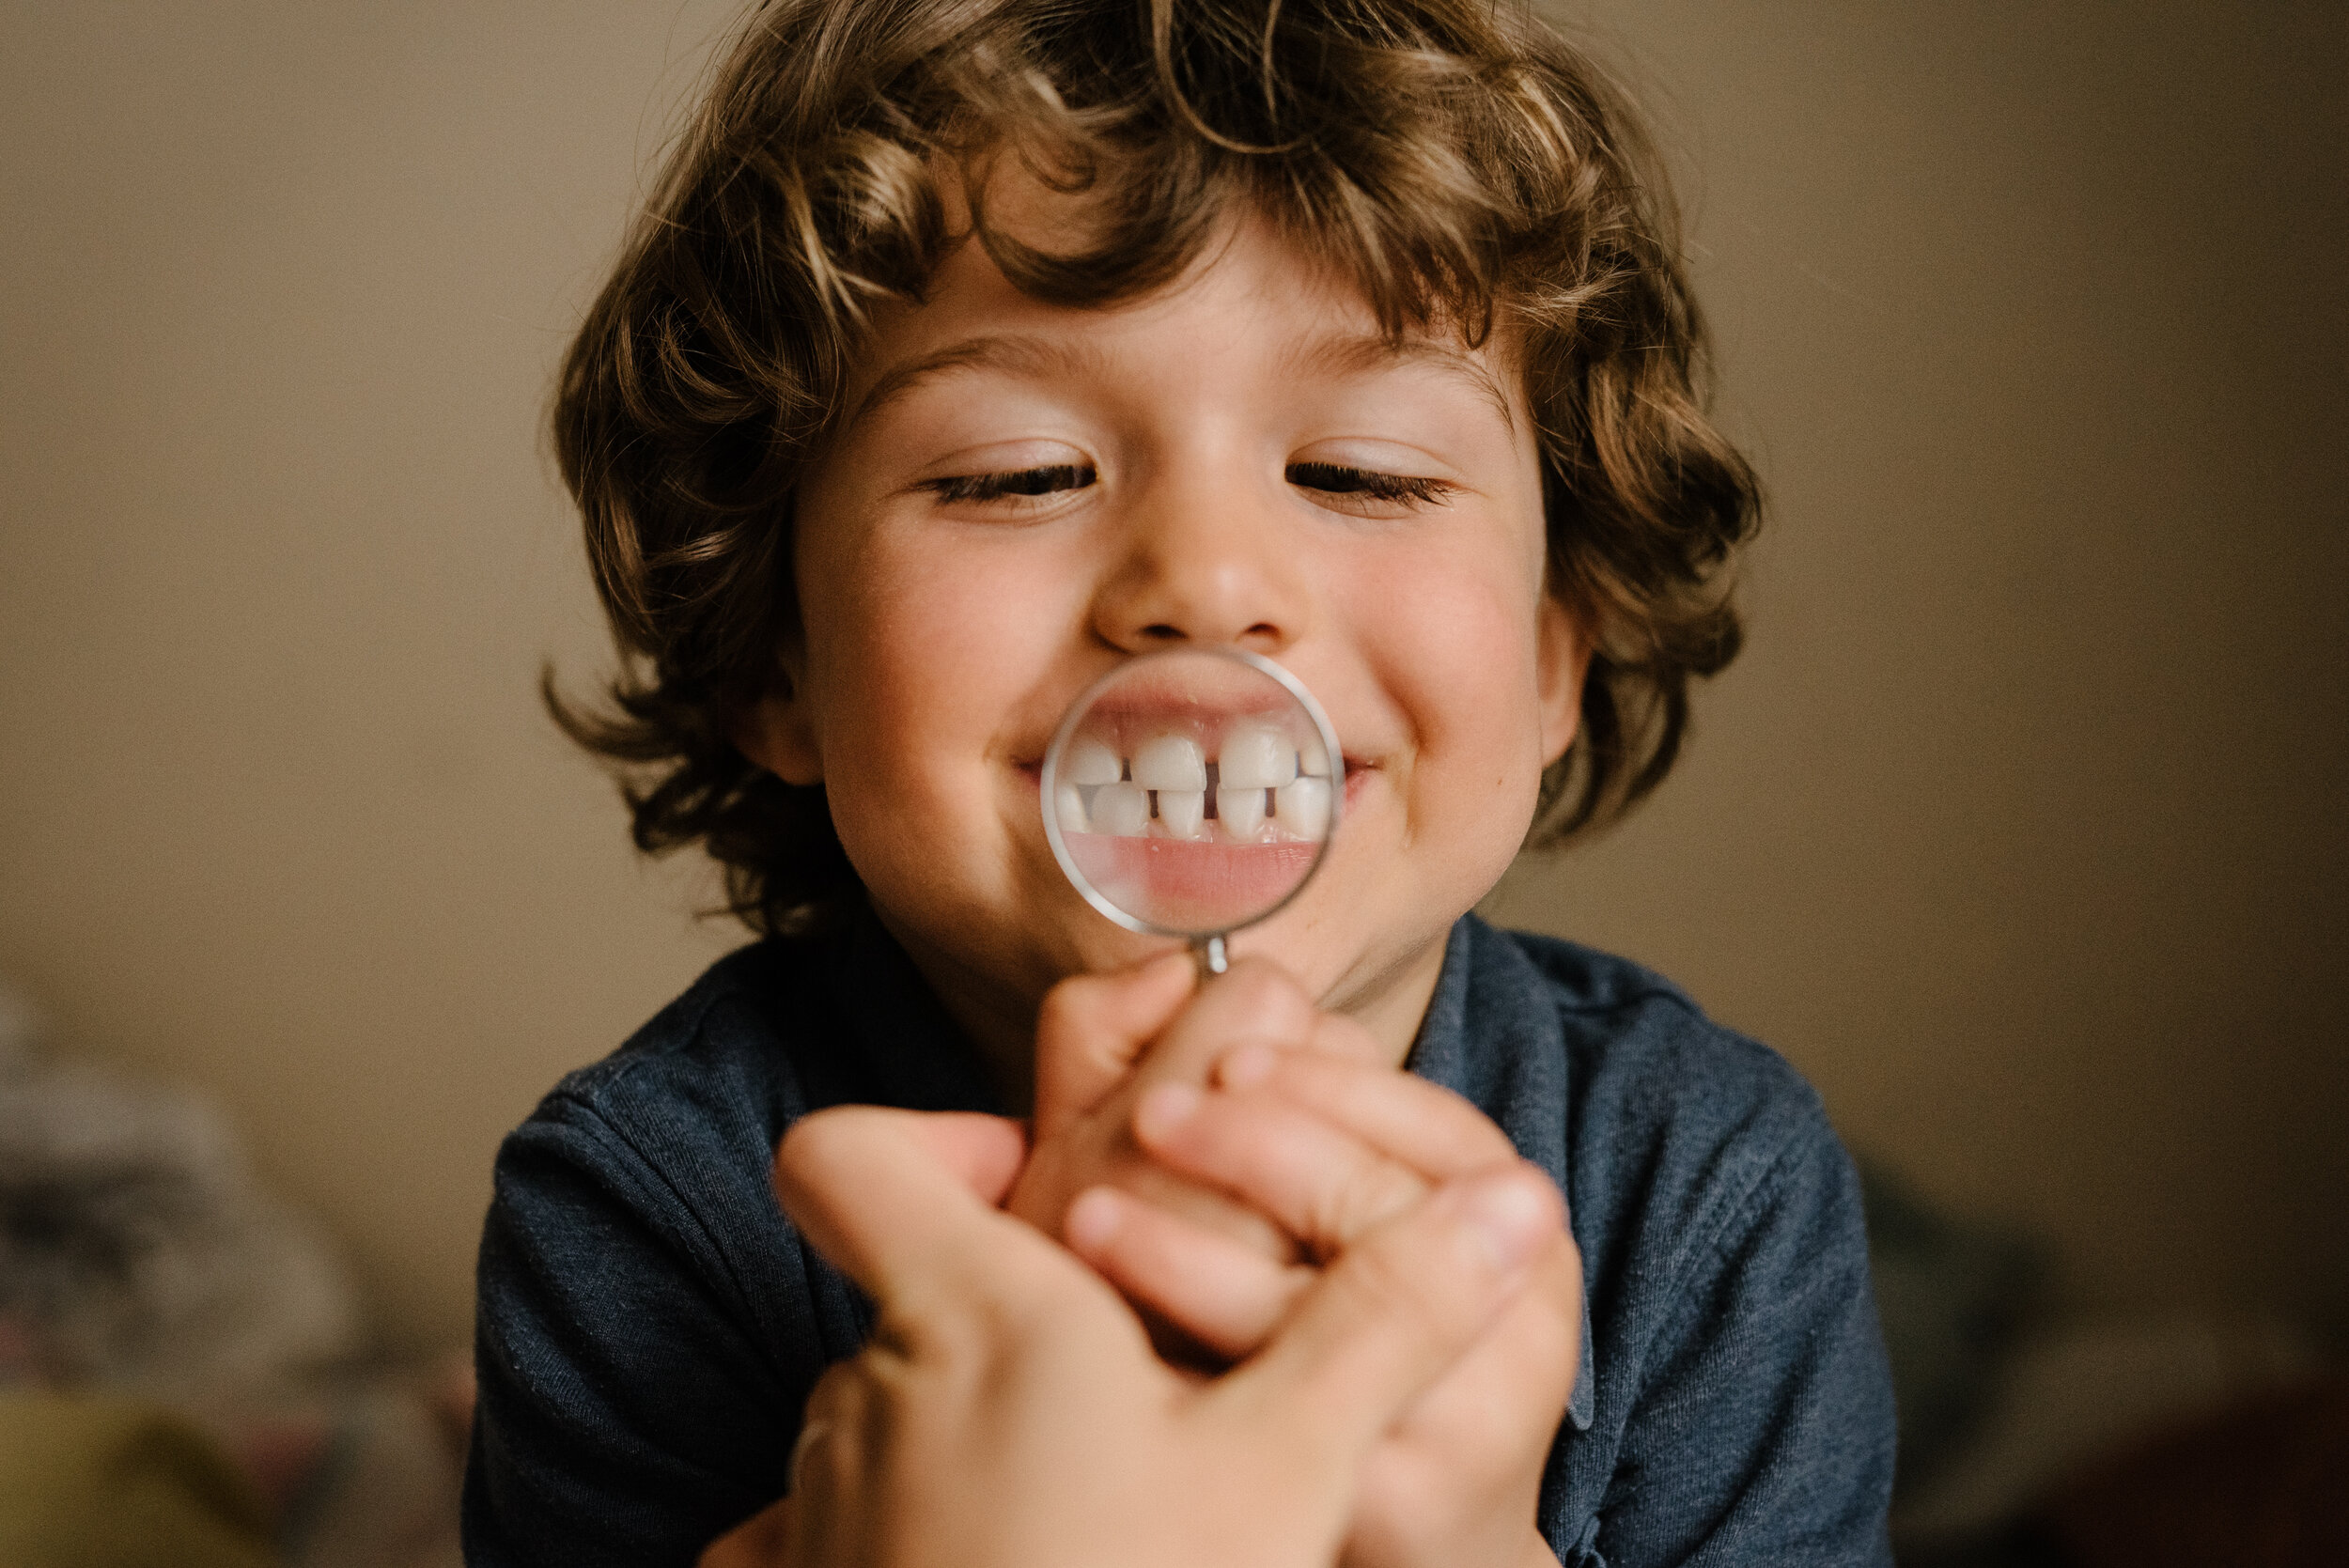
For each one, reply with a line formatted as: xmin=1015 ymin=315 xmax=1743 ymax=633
xmin=1321 ymin=931 xmax=1451 ymax=1069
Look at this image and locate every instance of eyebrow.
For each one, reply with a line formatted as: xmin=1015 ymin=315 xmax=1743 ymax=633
xmin=841 ymin=326 xmax=1517 ymax=438
xmin=1280 ymin=332 xmax=1519 ymax=435
xmin=844 ymin=334 xmax=1111 ymax=433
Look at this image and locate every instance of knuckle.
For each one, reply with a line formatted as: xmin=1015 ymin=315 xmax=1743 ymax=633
xmin=1312 ymin=1158 xmax=1423 ymax=1254
xmin=1034 ymin=973 xmax=1103 ymax=1036
xmin=1216 ymin=964 xmax=1313 ymax=1032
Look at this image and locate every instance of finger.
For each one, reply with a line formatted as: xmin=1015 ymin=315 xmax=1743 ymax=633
xmin=1067 ymin=1157 xmax=1300 ymax=1264
xmin=1031 ymin=951 xmax=1196 ymax=1136
xmin=1132 ymin=1079 xmax=1433 ymax=1257
xmin=1221 ymin=1164 xmax=1564 ymax=1452
xmin=907 ymin=1110 xmax=1033 ymax=1207
xmin=695 ymin=1496 xmax=793 ymax=1568
xmin=1212 ymin=1048 xmax=1518 ymax=1179
xmin=773 ymin=1106 xmax=1089 ymax=1315
xmin=1133 ymin=956 xmax=1320 ymax=1089
xmin=1064 ymin=1186 xmax=1313 ymax=1358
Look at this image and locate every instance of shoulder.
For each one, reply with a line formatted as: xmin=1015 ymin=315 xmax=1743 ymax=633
xmin=480 ymin=936 xmax=853 ymax=1359
xmin=1492 ymin=924 xmax=1843 ymax=1232
xmin=1485 ymin=927 xmax=1893 ymax=1560
xmin=468 ymin=939 xmax=866 ymax=1565
xmin=1479 ymin=922 xmax=1870 ymax=1386
xmin=519 ymin=939 xmax=821 ymax=1180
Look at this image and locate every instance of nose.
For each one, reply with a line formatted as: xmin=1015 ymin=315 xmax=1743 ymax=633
xmin=1088 ymin=467 xmax=1313 ymax=656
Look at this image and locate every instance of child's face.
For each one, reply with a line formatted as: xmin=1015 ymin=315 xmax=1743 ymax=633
xmin=742 ymin=208 xmax=1585 ymax=1063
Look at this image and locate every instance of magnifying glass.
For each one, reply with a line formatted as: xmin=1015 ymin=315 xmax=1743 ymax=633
xmin=1040 ymin=646 xmax=1342 ymax=975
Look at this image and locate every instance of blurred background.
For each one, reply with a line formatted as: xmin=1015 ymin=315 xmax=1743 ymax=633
xmin=3 ymin=2 xmax=2342 ymax=1564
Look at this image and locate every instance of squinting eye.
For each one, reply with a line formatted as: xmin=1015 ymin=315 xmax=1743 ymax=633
xmin=923 ymin=464 xmax=1097 ymax=504
xmin=1285 ymin=462 xmax=1454 ymax=506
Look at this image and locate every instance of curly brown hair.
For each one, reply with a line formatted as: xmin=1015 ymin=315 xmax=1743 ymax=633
xmin=550 ymin=0 xmax=1760 ymax=937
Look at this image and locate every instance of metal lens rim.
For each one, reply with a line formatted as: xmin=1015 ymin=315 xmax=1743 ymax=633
xmin=1038 ymin=646 xmax=1344 ymax=941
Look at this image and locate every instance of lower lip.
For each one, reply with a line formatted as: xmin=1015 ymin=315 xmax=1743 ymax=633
xmin=1060 ymin=832 xmax=1321 ymax=931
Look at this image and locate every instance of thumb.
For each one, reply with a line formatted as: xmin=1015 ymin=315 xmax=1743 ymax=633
xmin=773 ymin=1107 xmax=1069 ymax=1312
xmin=1220 ymin=1162 xmax=1564 ymax=1452
xmin=1030 ymin=950 xmax=1195 ymax=1137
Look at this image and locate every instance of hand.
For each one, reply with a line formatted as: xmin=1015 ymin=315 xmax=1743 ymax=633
xmin=1005 ymin=953 xmax=1384 ymax=1336
xmin=1066 ymin=1047 xmax=1581 ymax=1568
xmin=706 ymin=1103 xmax=1563 ymax=1568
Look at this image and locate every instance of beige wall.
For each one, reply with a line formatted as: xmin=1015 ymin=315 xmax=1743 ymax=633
xmin=2 ymin=3 xmax=2341 ymax=1355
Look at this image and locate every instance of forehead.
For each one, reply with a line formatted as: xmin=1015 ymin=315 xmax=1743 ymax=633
xmin=837 ymin=212 xmax=1521 ymax=434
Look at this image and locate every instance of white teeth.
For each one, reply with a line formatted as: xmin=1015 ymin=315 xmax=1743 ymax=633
xmin=1054 ymin=783 xmax=1089 ymax=835
xmin=1156 ymin=788 xmax=1206 ymax=838
xmin=1275 ymin=775 xmax=1331 ymax=839
xmin=1216 ymin=786 xmax=1268 ymax=840
xmin=1090 ymin=780 xmax=1150 ymax=837
xmin=1217 ymin=722 xmax=1297 ymax=790
xmin=1130 ymin=733 xmax=1206 ymax=791
xmin=1059 ymin=724 xmax=1334 ymax=842
xmin=1064 ymin=737 xmax=1124 ymax=786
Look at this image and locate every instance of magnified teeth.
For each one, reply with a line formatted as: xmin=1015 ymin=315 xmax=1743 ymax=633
xmin=1090 ymin=780 xmax=1150 ymax=837
xmin=1216 ymin=786 xmax=1268 ymax=840
xmin=1297 ymin=730 xmax=1331 ymax=779
xmin=1217 ymin=722 xmax=1297 ymax=790
xmin=1131 ymin=734 xmax=1206 ymax=791
xmin=1276 ymin=776 xmax=1331 ymax=839
xmin=1156 ymin=788 xmax=1206 ymax=838
xmin=1065 ymin=737 xmax=1124 ymax=786
xmin=1054 ymin=783 xmax=1089 ymax=835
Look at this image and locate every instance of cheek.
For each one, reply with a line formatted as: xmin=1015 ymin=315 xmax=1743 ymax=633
xmin=797 ymin=523 xmax=1080 ymax=837
xmin=1362 ymin=538 xmax=1549 ymax=777
xmin=1330 ymin=524 xmax=1552 ymax=914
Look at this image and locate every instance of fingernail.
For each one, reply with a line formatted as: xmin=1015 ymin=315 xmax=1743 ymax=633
xmin=1216 ymin=1043 xmax=1277 ymax=1089
xmin=1065 ymin=1187 xmax=1123 ymax=1252
xmin=1133 ymin=1081 xmax=1203 ymax=1144
xmin=1450 ymin=1172 xmax=1556 ymax=1272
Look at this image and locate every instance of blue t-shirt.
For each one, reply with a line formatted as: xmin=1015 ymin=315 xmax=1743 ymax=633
xmin=464 ymin=911 xmax=1896 ymax=1566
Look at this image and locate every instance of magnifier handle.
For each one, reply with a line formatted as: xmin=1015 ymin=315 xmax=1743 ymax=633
xmin=1192 ymin=933 xmax=1229 ymax=978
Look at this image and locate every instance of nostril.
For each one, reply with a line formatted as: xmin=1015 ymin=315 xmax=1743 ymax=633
xmin=1140 ymin=625 xmax=1185 ymax=642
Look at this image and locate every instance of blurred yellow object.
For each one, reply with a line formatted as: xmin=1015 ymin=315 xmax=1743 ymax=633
xmin=0 ymin=1394 xmax=275 ymax=1568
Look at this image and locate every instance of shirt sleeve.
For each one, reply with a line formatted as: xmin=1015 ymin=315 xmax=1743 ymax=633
xmin=461 ymin=1089 xmax=841 ymax=1568
xmin=1579 ymin=1110 xmax=1897 ymax=1568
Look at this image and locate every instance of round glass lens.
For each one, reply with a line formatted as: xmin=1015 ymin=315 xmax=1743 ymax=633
xmin=1041 ymin=647 xmax=1342 ymax=940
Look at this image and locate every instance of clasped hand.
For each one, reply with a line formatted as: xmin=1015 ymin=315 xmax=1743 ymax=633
xmin=713 ymin=955 xmax=1582 ymax=1568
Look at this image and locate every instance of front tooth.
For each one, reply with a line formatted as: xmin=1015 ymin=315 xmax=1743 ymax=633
xmin=1054 ymin=783 xmax=1089 ymax=834
xmin=1064 ymin=736 xmax=1124 ymax=786
xmin=1130 ymin=733 xmax=1206 ymax=791
xmin=1090 ymin=780 xmax=1150 ymax=836
xmin=1275 ymin=776 xmax=1331 ymax=839
xmin=1217 ymin=722 xmax=1296 ymax=790
xmin=1217 ymin=786 xmax=1268 ymax=840
xmin=1297 ymin=729 xmax=1332 ymax=778
xmin=1156 ymin=788 xmax=1205 ymax=838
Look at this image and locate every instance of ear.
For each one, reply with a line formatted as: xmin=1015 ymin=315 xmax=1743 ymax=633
xmin=1534 ymin=591 xmax=1594 ymax=768
xmin=730 ymin=654 xmax=824 ymax=786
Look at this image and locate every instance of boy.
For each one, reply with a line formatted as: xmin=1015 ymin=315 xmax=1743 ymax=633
xmin=467 ymin=0 xmax=1897 ymax=1562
